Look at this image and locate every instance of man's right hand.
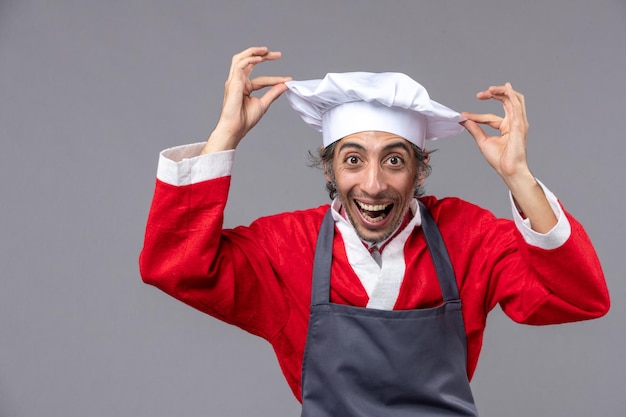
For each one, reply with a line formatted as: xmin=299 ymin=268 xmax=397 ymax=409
xmin=201 ymin=46 xmax=291 ymax=154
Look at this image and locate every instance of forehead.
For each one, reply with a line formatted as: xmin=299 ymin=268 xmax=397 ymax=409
xmin=333 ymin=131 xmax=414 ymax=155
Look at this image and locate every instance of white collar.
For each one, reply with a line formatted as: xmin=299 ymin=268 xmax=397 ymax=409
xmin=329 ymin=198 xmax=423 ymax=309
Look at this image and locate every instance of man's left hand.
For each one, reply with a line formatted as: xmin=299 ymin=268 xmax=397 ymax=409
xmin=461 ymin=82 xmax=530 ymax=182
xmin=461 ymin=83 xmax=557 ymax=233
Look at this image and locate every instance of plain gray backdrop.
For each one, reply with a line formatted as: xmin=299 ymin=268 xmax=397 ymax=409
xmin=1 ymin=1 xmax=624 ymax=416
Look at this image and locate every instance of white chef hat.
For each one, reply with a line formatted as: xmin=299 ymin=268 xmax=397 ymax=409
xmin=284 ymin=72 xmax=465 ymax=148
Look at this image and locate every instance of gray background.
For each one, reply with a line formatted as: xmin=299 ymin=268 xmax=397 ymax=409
xmin=1 ymin=0 xmax=624 ymax=416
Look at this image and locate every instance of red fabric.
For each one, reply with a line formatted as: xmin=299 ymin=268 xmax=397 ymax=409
xmin=139 ymin=176 xmax=610 ymax=402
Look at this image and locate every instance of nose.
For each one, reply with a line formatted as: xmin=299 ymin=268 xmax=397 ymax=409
xmin=361 ymin=164 xmax=388 ymax=196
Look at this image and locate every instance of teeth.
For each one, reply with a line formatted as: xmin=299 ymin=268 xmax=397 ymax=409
xmin=362 ymin=212 xmax=385 ymax=223
xmin=355 ymin=201 xmax=391 ymax=223
xmin=356 ymin=201 xmax=390 ymax=211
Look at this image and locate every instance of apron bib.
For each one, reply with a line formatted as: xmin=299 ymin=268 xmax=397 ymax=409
xmin=300 ymin=202 xmax=479 ymax=417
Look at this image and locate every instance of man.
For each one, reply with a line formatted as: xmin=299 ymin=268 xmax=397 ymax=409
xmin=140 ymin=47 xmax=609 ymax=416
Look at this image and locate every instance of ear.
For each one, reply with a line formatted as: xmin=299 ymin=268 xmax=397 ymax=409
xmin=416 ymin=148 xmax=430 ymax=185
xmin=321 ymin=146 xmax=333 ymax=182
xmin=324 ymin=164 xmax=333 ymax=183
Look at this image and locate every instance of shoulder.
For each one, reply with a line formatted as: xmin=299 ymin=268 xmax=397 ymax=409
xmin=418 ymin=195 xmax=516 ymax=245
xmin=246 ymin=204 xmax=331 ymax=245
xmin=419 ymin=195 xmax=496 ymax=223
xmin=254 ymin=204 xmax=330 ymax=226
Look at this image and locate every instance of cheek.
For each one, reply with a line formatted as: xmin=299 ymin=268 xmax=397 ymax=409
xmin=333 ymin=168 xmax=359 ymax=189
xmin=395 ymin=179 xmax=418 ymax=201
xmin=335 ymin=180 xmax=355 ymax=198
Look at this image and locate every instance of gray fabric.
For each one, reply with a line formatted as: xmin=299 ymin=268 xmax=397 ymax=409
xmin=300 ymin=204 xmax=479 ymax=416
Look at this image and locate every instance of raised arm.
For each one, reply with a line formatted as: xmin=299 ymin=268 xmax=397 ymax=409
xmin=140 ymin=47 xmax=293 ymax=339
xmin=201 ymin=46 xmax=292 ymax=154
xmin=461 ymin=83 xmax=557 ymax=234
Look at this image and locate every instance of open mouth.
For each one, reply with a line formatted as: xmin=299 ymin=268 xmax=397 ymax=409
xmin=355 ymin=200 xmax=393 ymax=223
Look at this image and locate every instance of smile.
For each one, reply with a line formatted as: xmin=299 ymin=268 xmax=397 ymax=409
xmin=355 ymin=200 xmax=393 ymax=223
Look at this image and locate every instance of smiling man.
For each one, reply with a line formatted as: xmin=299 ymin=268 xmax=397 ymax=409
xmin=139 ymin=47 xmax=610 ymax=417
xmin=330 ymin=131 xmax=419 ymax=243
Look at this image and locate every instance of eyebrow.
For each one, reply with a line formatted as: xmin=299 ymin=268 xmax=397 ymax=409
xmin=381 ymin=141 xmax=412 ymax=154
xmin=337 ymin=142 xmax=366 ymax=153
xmin=337 ymin=140 xmax=412 ymax=154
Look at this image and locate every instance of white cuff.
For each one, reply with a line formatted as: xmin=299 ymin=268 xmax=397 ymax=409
xmin=509 ymin=179 xmax=571 ymax=250
xmin=156 ymin=143 xmax=235 ymax=186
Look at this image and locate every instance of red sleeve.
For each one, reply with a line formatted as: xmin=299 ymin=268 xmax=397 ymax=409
xmin=138 ymin=176 xmax=290 ymax=340
xmin=478 ymin=204 xmax=610 ymax=325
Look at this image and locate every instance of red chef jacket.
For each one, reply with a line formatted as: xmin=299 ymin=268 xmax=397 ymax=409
xmin=139 ymin=145 xmax=609 ymax=401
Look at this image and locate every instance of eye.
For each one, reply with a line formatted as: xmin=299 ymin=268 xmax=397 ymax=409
xmin=345 ymin=155 xmax=361 ymax=165
xmin=386 ymin=155 xmax=404 ymax=166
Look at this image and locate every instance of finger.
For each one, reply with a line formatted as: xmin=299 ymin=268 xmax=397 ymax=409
xmin=476 ymin=84 xmax=512 ymax=102
xmin=461 ymin=112 xmax=503 ymax=130
xmin=475 ymin=85 xmax=502 ymax=100
xmin=231 ymin=54 xmax=280 ymax=77
xmin=260 ymin=51 xmax=283 ymax=62
xmin=237 ymin=46 xmax=282 ymax=60
xmin=460 ymin=119 xmax=488 ymax=144
xmin=258 ymin=82 xmax=290 ymax=111
xmin=506 ymin=82 xmax=528 ymax=126
xmin=236 ymin=51 xmax=283 ymax=67
xmin=479 ymin=83 xmax=522 ymax=104
xmin=502 ymin=83 xmax=529 ymax=132
xmin=229 ymin=47 xmax=282 ymax=78
xmin=228 ymin=46 xmax=281 ymax=81
xmin=224 ymin=51 xmax=285 ymax=102
xmin=475 ymin=83 xmax=527 ymax=131
xmin=250 ymin=76 xmax=293 ymax=92
xmin=231 ymin=46 xmax=270 ymax=65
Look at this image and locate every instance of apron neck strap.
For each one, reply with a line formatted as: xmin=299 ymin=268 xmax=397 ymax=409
xmin=418 ymin=201 xmax=460 ymax=302
xmin=311 ymin=210 xmax=334 ymax=305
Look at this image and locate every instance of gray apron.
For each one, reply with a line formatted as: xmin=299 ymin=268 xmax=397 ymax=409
xmin=300 ymin=202 xmax=479 ymax=417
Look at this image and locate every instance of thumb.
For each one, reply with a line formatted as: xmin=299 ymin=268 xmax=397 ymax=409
xmin=460 ymin=119 xmax=486 ymax=144
xmin=259 ymin=82 xmax=290 ymax=112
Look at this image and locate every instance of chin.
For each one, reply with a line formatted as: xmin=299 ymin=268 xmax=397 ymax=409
xmin=352 ymin=222 xmax=398 ymax=244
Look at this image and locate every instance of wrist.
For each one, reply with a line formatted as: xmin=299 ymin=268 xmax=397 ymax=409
xmin=504 ymin=172 xmax=558 ymax=233
xmin=502 ymin=168 xmax=536 ymax=196
xmin=201 ymin=127 xmax=242 ymax=154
